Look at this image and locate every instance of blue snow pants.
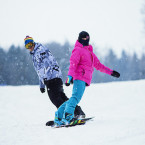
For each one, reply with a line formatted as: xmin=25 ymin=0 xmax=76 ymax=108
xmin=55 ymin=80 xmax=86 ymax=120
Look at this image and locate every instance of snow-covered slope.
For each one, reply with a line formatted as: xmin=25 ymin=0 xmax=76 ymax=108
xmin=0 ymin=80 xmax=145 ymax=145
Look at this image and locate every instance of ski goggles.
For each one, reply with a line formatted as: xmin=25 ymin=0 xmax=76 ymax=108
xmin=25 ymin=42 xmax=33 ymax=49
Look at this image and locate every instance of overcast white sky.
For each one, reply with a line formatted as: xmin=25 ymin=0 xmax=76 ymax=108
xmin=0 ymin=0 xmax=145 ymax=57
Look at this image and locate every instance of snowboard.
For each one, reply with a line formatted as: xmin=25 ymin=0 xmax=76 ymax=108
xmin=46 ymin=117 xmax=94 ymax=128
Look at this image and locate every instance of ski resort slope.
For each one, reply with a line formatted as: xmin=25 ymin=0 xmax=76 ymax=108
xmin=0 ymin=80 xmax=145 ymax=145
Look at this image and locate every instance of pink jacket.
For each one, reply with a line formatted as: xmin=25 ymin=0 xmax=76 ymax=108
xmin=68 ymin=40 xmax=113 ymax=86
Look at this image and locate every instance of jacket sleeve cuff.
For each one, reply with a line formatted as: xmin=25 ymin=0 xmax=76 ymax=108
xmin=39 ymin=80 xmax=45 ymax=88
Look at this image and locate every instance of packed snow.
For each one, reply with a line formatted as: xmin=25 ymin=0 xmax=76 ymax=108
xmin=0 ymin=80 xmax=145 ymax=145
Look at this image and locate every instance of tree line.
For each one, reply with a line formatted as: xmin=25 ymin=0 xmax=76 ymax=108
xmin=0 ymin=41 xmax=144 ymax=86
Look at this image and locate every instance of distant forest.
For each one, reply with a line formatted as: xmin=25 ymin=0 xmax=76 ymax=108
xmin=0 ymin=41 xmax=145 ymax=86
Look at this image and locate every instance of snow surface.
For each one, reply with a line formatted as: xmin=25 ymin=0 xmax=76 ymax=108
xmin=0 ymin=80 xmax=145 ymax=145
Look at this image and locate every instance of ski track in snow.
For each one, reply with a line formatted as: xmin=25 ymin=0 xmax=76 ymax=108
xmin=0 ymin=80 xmax=145 ymax=145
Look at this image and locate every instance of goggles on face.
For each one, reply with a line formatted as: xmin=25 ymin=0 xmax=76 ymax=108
xmin=25 ymin=42 xmax=33 ymax=49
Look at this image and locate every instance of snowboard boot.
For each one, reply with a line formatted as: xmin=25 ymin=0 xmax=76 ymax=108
xmin=62 ymin=112 xmax=85 ymax=126
xmin=54 ymin=117 xmax=64 ymax=127
xmin=54 ymin=112 xmax=64 ymax=127
xmin=61 ymin=112 xmax=74 ymax=125
xmin=74 ymin=106 xmax=86 ymax=119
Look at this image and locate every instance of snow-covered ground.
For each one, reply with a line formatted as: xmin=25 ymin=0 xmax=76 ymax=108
xmin=0 ymin=80 xmax=145 ymax=145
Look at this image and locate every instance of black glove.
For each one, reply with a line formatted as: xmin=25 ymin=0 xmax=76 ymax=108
xmin=111 ymin=70 xmax=120 ymax=78
xmin=40 ymin=88 xmax=45 ymax=93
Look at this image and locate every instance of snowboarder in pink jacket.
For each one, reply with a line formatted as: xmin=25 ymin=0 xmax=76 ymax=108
xmin=67 ymin=39 xmax=113 ymax=86
xmin=54 ymin=31 xmax=120 ymax=126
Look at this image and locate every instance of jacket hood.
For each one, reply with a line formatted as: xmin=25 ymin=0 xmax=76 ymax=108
xmin=30 ymin=43 xmax=41 ymax=54
xmin=75 ymin=40 xmax=93 ymax=52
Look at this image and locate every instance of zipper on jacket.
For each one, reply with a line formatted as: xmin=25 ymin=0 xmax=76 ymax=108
xmin=82 ymin=69 xmax=85 ymax=75
xmin=87 ymin=47 xmax=93 ymax=65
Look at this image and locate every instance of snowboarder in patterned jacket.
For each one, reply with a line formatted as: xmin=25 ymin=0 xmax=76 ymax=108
xmin=54 ymin=31 xmax=120 ymax=126
xmin=24 ymin=36 xmax=85 ymax=119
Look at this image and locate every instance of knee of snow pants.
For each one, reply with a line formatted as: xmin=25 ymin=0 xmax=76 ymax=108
xmin=46 ymin=78 xmax=68 ymax=108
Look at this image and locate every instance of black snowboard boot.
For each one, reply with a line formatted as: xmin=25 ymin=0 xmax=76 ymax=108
xmin=74 ymin=105 xmax=86 ymax=119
